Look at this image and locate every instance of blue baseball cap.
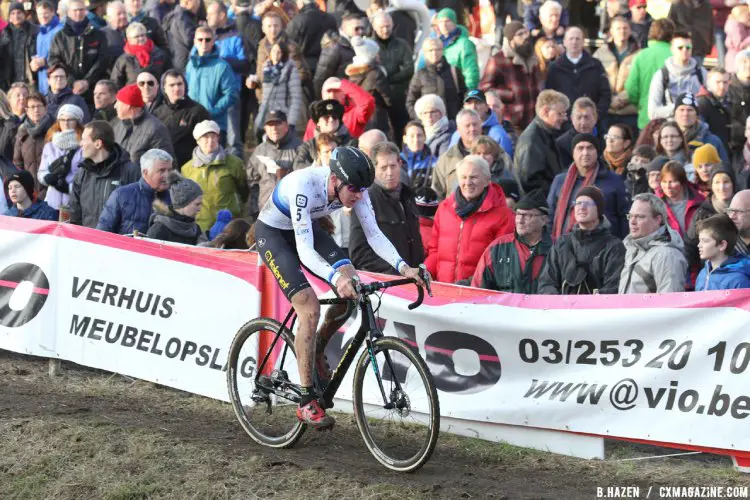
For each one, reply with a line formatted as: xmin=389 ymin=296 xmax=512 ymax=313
xmin=464 ymin=89 xmax=486 ymax=104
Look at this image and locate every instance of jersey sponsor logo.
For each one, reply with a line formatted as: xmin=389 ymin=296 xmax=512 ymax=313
xmin=295 ymin=228 xmax=310 ymax=235
xmin=329 ymin=251 xmax=337 ymax=259
xmin=310 ymin=206 xmax=324 ymax=214
xmin=296 ymin=194 xmax=308 ymax=208
xmin=264 ymin=251 xmax=290 ymax=290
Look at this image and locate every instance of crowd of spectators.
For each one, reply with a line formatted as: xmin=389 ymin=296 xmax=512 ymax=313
xmin=2 ymin=0 xmax=750 ymax=292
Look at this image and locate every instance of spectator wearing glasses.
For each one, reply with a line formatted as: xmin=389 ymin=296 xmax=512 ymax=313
xmin=471 ymin=189 xmax=552 ymax=293
xmin=313 ymin=12 xmax=364 ymax=98
xmin=619 ymin=192 xmax=687 ymax=293
xmin=113 ymin=84 xmax=174 ymax=166
xmin=137 ymin=71 xmax=162 ymax=113
xmin=667 ymin=0 xmax=714 ymax=64
xmin=92 ymin=80 xmax=117 ymax=122
xmin=45 ymin=63 xmax=90 ymax=124
xmin=111 ymin=22 xmax=171 ymax=88
xmin=728 ymin=189 xmax=750 ymax=256
xmin=603 ymin=123 xmax=634 ymax=178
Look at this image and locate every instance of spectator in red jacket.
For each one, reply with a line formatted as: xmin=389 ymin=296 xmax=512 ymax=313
xmin=302 ymin=77 xmax=375 ymax=140
xmin=425 ymin=155 xmax=515 ymax=283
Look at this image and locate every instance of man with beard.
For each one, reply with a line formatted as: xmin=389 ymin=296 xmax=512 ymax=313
xmin=479 ymin=21 xmax=542 ymax=133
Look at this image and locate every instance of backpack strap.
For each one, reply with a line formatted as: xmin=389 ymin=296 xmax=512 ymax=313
xmin=633 ymin=264 xmax=658 ymax=293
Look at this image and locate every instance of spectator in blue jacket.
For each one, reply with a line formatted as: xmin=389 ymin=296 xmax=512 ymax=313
xmin=400 ymin=120 xmax=436 ymax=191
xmin=449 ymin=89 xmax=513 ymax=157
xmin=3 ymin=170 xmax=58 ymax=220
xmin=96 ymin=148 xmax=172 ymax=234
xmin=696 ymin=214 xmax=750 ymax=291
xmin=32 ymin=1 xmax=64 ymax=96
xmin=185 ymin=25 xmax=239 ymax=145
xmin=207 ymin=1 xmax=249 ymax=158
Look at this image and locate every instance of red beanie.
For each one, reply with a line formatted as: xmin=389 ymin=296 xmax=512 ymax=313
xmin=116 ymin=84 xmax=144 ymax=108
xmin=629 ymin=0 xmax=647 ymax=8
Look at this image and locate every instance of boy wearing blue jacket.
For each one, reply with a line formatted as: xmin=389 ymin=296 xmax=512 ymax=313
xmin=696 ymin=214 xmax=750 ymax=291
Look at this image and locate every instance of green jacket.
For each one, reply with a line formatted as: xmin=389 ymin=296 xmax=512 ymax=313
xmin=182 ymin=153 xmax=249 ymax=231
xmin=624 ymin=40 xmax=672 ymax=129
xmin=470 ymin=231 xmax=552 ymax=293
xmin=442 ymin=26 xmax=479 ymax=90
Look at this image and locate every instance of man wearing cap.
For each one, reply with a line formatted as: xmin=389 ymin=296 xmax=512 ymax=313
xmin=146 ymin=170 xmax=205 ymax=244
xmin=69 ymin=120 xmax=140 ymax=228
xmin=186 ymin=26 xmax=239 ymax=146
xmin=629 ymin=0 xmax=652 ymax=48
xmin=7 ymin=2 xmax=39 ymax=85
xmin=479 ymin=21 xmax=542 ymax=133
xmin=97 ymin=148 xmax=173 ymax=234
xmin=45 ymin=63 xmax=91 ymax=123
xmin=3 ymin=170 xmax=58 ymax=221
xmin=113 ymin=84 xmax=174 ymax=166
xmin=470 ymin=189 xmax=552 ymax=293
xmin=434 ymin=8 xmax=479 ymax=90
xmin=293 ymin=99 xmax=357 ymax=170
xmin=647 ymin=31 xmax=706 ymax=120
xmin=672 ymin=92 xmax=728 ymax=162
xmin=448 ymin=89 xmax=513 ymax=157
xmin=539 ymin=186 xmax=626 ymax=294
xmin=182 ymin=120 xmax=248 ymax=231
xmin=153 ymin=69 xmax=211 ymax=169
xmin=246 ymin=110 xmax=303 ymax=217
xmin=545 ymin=26 xmax=611 ymax=123
xmin=548 ymin=133 xmax=630 ymax=239
xmin=48 ymin=0 xmax=109 ymax=104
xmin=286 ymin=0 xmax=337 ymax=75
xmin=302 ymin=77 xmax=375 ymax=141
xmin=31 ymin=0 xmax=64 ymax=96
xmin=313 ymin=12 xmax=365 ymax=97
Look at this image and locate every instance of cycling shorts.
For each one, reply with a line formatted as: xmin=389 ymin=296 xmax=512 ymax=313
xmin=255 ymin=219 xmax=350 ymax=301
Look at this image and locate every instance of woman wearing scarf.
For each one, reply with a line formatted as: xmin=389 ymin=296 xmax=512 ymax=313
xmin=425 ymin=155 xmax=515 ymax=283
xmin=254 ymin=40 xmax=302 ymax=137
xmin=414 ymin=94 xmax=455 ymax=157
xmin=37 ymin=104 xmax=84 ymax=212
xmin=400 ymin=120 xmax=436 ymax=191
xmin=111 ymin=22 xmax=170 ymax=88
xmin=181 ymin=120 xmax=249 ymax=232
xmin=657 ymin=160 xmax=705 ymax=238
xmin=13 ymin=92 xmax=52 ymax=199
xmin=147 ymin=171 xmax=206 ymax=245
xmin=603 ymin=123 xmax=634 ymax=178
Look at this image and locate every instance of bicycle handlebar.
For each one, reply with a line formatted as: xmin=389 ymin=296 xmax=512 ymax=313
xmin=352 ymin=265 xmax=433 ymax=310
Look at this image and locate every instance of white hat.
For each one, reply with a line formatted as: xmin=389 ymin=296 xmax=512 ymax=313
xmin=57 ymin=104 xmax=84 ymax=123
xmin=192 ymin=120 xmax=220 ymax=140
xmin=351 ymin=36 xmax=380 ymax=66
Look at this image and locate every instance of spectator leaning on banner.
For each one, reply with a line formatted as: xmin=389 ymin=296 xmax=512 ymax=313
xmin=112 ymin=84 xmax=174 ymax=166
xmin=146 ymin=170 xmax=205 ymax=245
xmin=539 ymin=186 xmax=626 ymax=295
xmin=97 ymin=148 xmax=172 ymax=235
xmin=619 ymin=193 xmax=687 ymax=294
xmin=695 ymin=215 xmax=750 ymax=291
xmin=471 ymin=189 xmax=552 ymax=293
xmin=68 ymin=120 xmax=140 ymax=228
xmin=3 ymin=170 xmax=58 ymax=220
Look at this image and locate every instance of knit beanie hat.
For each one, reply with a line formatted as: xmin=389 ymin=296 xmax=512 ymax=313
xmin=52 ymin=129 xmax=80 ymax=151
xmin=571 ymin=133 xmax=600 ymax=153
xmin=168 ymin=171 xmax=203 ymax=209
xmin=4 ymin=170 xmax=35 ymax=200
xmin=503 ymin=21 xmax=525 ymax=42
xmin=647 ymin=155 xmax=670 ymax=174
xmin=57 ymin=104 xmax=84 ymax=122
xmin=576 ymin=186 xmax=605 ymax=221
xmin=516 ymin=188 xmax=549 ymax=214
xmin=415 ymin=187 xmax=439 ymax=218
xmin=436 ymin=8 xmax=457 ymax=23
xmin=497 ymin=178 xmax=520 ymax=202
xmin=209 ymin=209 xmax=233 ymax=240
xmin=8 ymin=2 xmax=24 ymax=14
xmin=674 ymin=92 xmax=699 ymax=114
xmin=116 ymin=84 xmax=145 ymax=108
xmin=692 ymin=143 xmax=721 ymax=166
xmin=351 ymin=36 xmax=380 ymax=66
xmin=710 ymin=163 xmax=737 ymax=191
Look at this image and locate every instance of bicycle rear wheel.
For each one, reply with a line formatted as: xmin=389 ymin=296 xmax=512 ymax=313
xmin=226 ymin=318 xmax=306 ymax=448
xmin=352 ymin=337 xmax=440 ymax=472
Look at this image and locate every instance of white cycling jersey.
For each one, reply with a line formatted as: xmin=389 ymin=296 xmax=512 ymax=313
xmin=258 ymin=166 xmax=405 ymax=283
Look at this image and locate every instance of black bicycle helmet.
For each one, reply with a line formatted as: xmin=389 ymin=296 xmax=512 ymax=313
xmin=329 ymin=146 xmax=374 ymax=189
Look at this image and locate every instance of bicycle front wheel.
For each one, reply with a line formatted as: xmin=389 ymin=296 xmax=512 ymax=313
xmin=352 ymin=337 xmax=440 ymax=472
xmin=226 ymin=318 xmax=306 ymax=448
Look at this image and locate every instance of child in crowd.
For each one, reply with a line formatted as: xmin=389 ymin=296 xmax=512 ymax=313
xmin=695 ymin=215 xmax=750 ymax=291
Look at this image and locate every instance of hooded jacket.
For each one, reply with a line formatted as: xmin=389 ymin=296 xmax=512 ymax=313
xmin=406 ymin=56 xmax=466 ymax=120
xmin=537 ymin=218 xmax=626 ymax=295
xmin=545 ymin=52 xmax=612 ymax=119
xmin=425 ymin=182 xmax=516 ymax=283
xmin=441 ymin=25 xmax=479 ymax=90
xmin=647 ymin=57 xmax=708 ymax=120
xmin=619 ymin=224 xmax=688 ymax=293
xmin=96 ymin=176 xmax=170 ymax=235
xmin=48 ymin=19 xmax=109 ymax=93
xmin=186 ymin=47 xmax=239 ymax=131
xmin=146 ymin=200 xmax=204 ymax=245
xmin=449 ymin=110 xmax=513 ymax=157
xmin=68 ymin=144 xmax=140 ymax=228
xmin=4 ymin=199 xmax=58 ymax=220
xmin=112 ymin=111 xmax=175 ymax=166
xmin=696 ymin=255 xmax=750 ymax=291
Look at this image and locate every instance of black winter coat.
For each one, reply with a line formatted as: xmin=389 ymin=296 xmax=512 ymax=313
xmin=373 ymin=34 xmax=413 ymax=97
xmin=349 ymin=182 xmax=424 ymax=274
xmin=111 ymin=46 xmax=171 ymax=88
xmin=46 ymin=88 xmax=91 ymax=124
xmin=163 ymin=6 xmax=198 ymax=70
xmin=406 ymin=57 xmax=466 ymax=120
xmin=697 ymin=93 xmax=731 ymax=154
xmin=48 ymin=21 xmax=109 ymax=94
xmin=234 ymin=11 xmax=263 ymax=74
xmin=667 ymin=0 xmax=714 ymax=58
xmin=544 ymin=52 xmax=612 ymax=120
xmin=727 ymin=76 xmax=750 ymax=153
xmin=0 ymin=29 xmax=11 ymax=89
xmin=152 ymin=95 xmax=211 ymax=169
xmin=286 ymin=3 xmax=338 ymax=73
xmin=68 ymin=145 xmax=140 ymax=228
xmin=313 ymin=36 xmax=355 ymax=98
xmin=8 ymin=21 xmax=39 ymax=84
xmin=133 ymin=14 xmax=168 ymax=52
xmin=0 ymin=116 xmax=20 ymax=161
xmin=537 ymin=219 xmax=626 ymax=295
xmin=513 ymin=117 xmax=563 ymax=194
xmin=101 ymin=27 xmax=125 ymax=70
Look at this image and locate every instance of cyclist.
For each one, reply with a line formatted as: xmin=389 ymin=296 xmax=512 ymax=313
xmin=255 ymin=146 xmax=427 ymax=429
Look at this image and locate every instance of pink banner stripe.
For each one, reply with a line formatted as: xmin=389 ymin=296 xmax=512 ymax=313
xmin=0 ymin=279 xmax=49 ymax=295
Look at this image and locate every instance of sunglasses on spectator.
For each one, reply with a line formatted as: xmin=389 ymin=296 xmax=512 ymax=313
xmin=138 ymin=80 xmax=156 ymax=87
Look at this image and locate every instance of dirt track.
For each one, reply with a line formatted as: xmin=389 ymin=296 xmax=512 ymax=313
xmin=1 ymin=351 xmax=749 ymax=500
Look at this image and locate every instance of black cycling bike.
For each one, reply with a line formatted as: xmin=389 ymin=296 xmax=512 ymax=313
xmin=226 ymin=270 xmax=440 ymax=472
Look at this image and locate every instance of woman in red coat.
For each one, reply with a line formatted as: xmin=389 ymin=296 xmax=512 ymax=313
xmin=425 ymin=155 xmax=515 ymax=283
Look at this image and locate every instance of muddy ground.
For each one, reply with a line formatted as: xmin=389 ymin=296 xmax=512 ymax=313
xmin=1 ymin=351 xmax=749 ymax=500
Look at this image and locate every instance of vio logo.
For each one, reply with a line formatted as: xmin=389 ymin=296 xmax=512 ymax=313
xmin=0 ymin=263 xmax=50 ymax=328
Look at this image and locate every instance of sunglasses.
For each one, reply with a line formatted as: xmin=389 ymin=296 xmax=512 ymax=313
xmin=138 ymin=80 xmax=156 ymax=87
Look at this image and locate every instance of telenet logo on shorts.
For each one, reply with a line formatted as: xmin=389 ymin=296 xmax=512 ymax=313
xmin=0 ymin=263 xmax=51 ymax=328
xmin=265 ymin=251 xmax=290 ymax=290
